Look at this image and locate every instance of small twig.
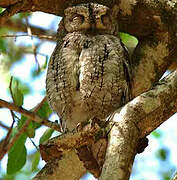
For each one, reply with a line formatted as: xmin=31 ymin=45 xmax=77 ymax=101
xmin=25 ymin=17 xmax=40 ymax=72
xmin=0 ymin=34 xmax=56 ymax=41
xmin=29 ymin=138 xmax=39 ymax=151
xmin=9 ymin=76 xmax=15 ymax=102
xmin=0 ymin=119 xmax=15 ymax=160
xmin=0 ymin=121 xmax=10 ymax=130
xmin=0 ymin=96 xmax=46 ymax=160
xmin=0 ymin=98 xmax=61 ymax=132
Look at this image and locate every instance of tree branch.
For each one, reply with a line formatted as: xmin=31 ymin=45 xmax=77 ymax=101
xmin=0 ymin=0 xmax=21 ymax=7
xmin=100 ymin=70 xmax=177 ymax=180
xmin=0 ymin=121 xmax=10 ymax=130
xmin=0 ymin=96 xmax=48 ymax=160
xmin=0 ymin=1 xmax=30 ymax=25
xmin=32 ymin=150 xmax=86 ymax=180
xmin=0 ymin=99 xmax=61 ymax=132
xmin=34 ymin=70 xmax=177 ymax=179
xmin=131 ymin=32 xmax=171 ymax=97
xmin=0 ymin=19 xmax=57 ymax=41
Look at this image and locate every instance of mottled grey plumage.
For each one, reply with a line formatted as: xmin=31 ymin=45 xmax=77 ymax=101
xmin=46 ymin=3 xmax=131 ymax=131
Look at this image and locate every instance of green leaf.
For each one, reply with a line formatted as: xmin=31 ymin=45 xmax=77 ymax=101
xmin=17 ymin=116 xmax=27 ymax=129
xmin=120 ymin=32 xmax=138 ymax=46
xmin=119 ymin=32 xmax=138 ymax=54
xmin=151 ymin=130 xmax=161 ymax=139
xmin=36 ymin=101 xmax=52 ymax=119
xmin=18 ymin=12 xmax=31 ymax=18
xmin=9 ymin=78 xmax=31 ymax=104
xmin=17 ymin=116 xmax=35 ymax=138
xmin=0 ymin=8 xmax=4 ymax=13
xmin=26 ymin=122 xmax=35 ymax=138
xmin=0 ymin=38 xmax=7 ymax=53
xmin=7 ymin=134 xmax=27 ymax=174
xmin=31 ymin=152 xmax=40 ymax=172
xmin=12 ymin=80 xmax=24 ymax=107
xmin=12 ymin=78 xmax=31 ymax=95
xmin=156 ymin=148 xmax=169 ymax=161
xmin=43 ymin=55 xmax=49 ymax=69
xmin=39 ymin=128 xmax=54 ymax=144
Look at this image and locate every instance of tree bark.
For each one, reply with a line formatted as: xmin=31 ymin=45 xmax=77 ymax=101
xmin=34 ymin=70 xmax=177 ymax=180
xmin=32 ymin=150 xmax=86 ymax=180
xmin=100 ymin=70 xmax=177 ymax=180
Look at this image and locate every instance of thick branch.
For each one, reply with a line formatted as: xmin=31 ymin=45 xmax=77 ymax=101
xmin=32 ymin=150 xmax=86 ymax=180
xmin=35 ymin=70 xmax=177 ymax=179
xmin=0 ymin=0 xmax=21 ymax=7
xmin=131 ymin=32 xmax=171 ymax=97
xmin=100 ymin=119 xmax=138 ymax=180
xmin=99 ymin=70 xmax=177 ymax=180
xmin=39 ymin=124 xmax=100 ymax=162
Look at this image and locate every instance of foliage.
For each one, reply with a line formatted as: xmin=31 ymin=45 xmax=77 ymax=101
xmin=39 ymin=128 xmax=54 ymax=144
xmin=7 ymin=134 xmax=27 ymax=174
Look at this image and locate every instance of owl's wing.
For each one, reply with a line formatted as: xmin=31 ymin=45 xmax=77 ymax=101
xmin=46 ymin=32 xmax=84 ymax=130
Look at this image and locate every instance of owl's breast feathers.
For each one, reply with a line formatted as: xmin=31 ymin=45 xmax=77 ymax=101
xmin=46 ymin=32 xmax=131 ymax=130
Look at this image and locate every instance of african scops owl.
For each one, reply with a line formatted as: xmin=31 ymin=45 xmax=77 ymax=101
xmin=46 ymin=3 xmax=131 ymax=131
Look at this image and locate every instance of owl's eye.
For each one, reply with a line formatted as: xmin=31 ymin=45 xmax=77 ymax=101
xmin=71 ymin=14 xmax=84 ymax=24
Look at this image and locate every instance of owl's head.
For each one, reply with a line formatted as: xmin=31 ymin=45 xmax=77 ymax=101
xmin=64 ymin=3 xmax=119 ymax=35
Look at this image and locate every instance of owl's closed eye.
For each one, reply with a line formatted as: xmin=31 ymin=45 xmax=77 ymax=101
xmin=64 ymin=3 xmax=118 ymax=34
xmin=64 ymin=5 xmax=90 ymax=32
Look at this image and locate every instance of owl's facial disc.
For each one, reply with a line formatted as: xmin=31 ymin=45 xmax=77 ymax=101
xmin=64 ymin=3 xmax=118 ymax=34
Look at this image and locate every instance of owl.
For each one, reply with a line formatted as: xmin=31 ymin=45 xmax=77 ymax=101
xmin=46 ymin=3 xmax=131 ymax=131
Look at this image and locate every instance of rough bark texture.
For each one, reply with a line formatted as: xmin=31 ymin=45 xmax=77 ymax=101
xmin=32 ymin=150 xmax=86 ymax=180
xmin=34 ymin=70 xmax=177 ymax=180
xmin=100 ymin=120 xmax=139 ymax=180
xmin=100 ymin=70 xmax=177 ymax=180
